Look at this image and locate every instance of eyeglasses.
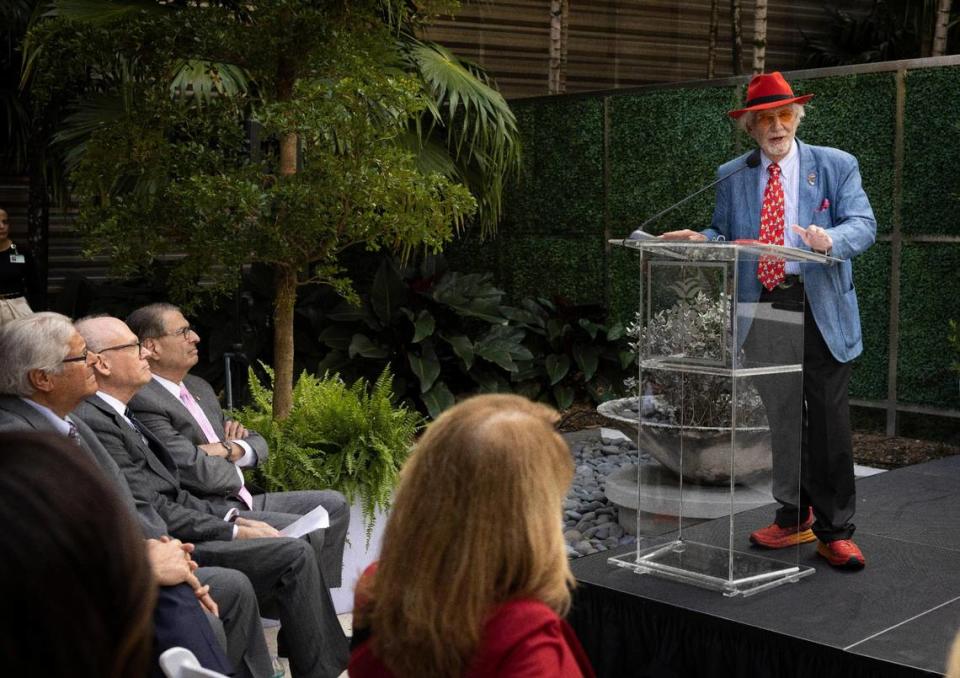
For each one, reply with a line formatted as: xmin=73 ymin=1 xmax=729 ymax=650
xmin=62 ymin=348 xmax=93 ymax=364
xmin=163 ymin=325 xmax=196 ymax=340
xmin=754 ymin=108 xmax=797 ymax=128
xmin=98 ymin=340 xmax=143 ymax=358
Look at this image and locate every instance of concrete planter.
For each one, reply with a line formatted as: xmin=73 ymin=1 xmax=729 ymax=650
xmin=330 ymin=499 xmax=389 ymax=614
xmin=597 ymin=397 xmax=771 ymax=485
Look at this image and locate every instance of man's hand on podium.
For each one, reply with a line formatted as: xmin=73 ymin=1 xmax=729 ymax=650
xmin=790 ymin=224 xmax=833 ymax=254
xmin=660 ymin=229 xmax=708 ymax=241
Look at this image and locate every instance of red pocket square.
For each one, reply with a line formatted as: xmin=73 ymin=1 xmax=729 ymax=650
xmin=816 ymin=198 xmax=830 ymax=212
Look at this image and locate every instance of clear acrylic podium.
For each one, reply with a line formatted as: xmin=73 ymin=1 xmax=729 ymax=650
xmin=607 ymin=238 xmax=839 ymax=597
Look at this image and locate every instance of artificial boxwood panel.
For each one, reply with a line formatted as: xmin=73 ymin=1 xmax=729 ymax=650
xmin=503 ymin=98 xmax=604 ymax=237
xmin=443 ymin=228 xmax=499 ymax=278
xmin=896 ymin=243 xmax=960 ymax=407
xmin=792 ymin=73 xmax=896 ymax=235
xmin=849 ymin=243 xmax=890 ymax=401
xmin=500 ymin=234 xmax=606 ymax=306
xmin=903 ymin=67 xmax=960 ymax=236
xmin=607 ymin=86 xmax=740 ymax=236
xmin=608 ymin=244 xmax=643 ymax=328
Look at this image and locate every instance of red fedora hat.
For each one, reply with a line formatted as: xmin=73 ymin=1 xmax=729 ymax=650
xmin=728 ymin=71 xmax=813 ymax=119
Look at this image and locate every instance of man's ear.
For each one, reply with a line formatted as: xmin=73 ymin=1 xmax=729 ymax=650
xmin=142 ymin=337 xmax=160 ymax=359
xmin=92 ymin=355 xmax=110 ymax=377
xmin=27 ymin=369 xmax=54 ymax=394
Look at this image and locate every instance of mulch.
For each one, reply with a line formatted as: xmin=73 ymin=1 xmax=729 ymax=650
xmin=558 ymin=403 xmax=960 ymax=471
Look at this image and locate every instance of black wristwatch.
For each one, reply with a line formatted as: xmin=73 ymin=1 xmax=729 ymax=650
xmin=220 ymin=440 xmax=234 ymax=460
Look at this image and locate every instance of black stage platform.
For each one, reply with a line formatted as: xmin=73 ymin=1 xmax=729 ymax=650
xmin=569 ymin=454 xmax=960 ymax=678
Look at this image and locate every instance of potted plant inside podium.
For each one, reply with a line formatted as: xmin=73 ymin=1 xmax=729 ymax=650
xmin=598 ymin=286 xmax=770 ymax=485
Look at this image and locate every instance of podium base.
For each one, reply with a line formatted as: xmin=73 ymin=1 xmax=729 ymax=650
xmin=609 ymin=540 xmax=815 ymax=597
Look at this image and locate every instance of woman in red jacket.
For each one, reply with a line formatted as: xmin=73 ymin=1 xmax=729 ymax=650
xmin=349 ymin=393 xmax=594 ymax=677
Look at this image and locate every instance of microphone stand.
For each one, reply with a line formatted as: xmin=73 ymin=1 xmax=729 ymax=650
xmin=628 ymin=149 xmax=761 ymax=240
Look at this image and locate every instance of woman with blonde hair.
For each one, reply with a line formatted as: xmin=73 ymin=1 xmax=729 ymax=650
xmin=349 ymin=393 xmax=594 ymax=677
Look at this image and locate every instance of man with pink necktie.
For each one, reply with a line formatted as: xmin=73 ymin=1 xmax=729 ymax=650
xmin=125 ymin=303 xmax=348 ymax=590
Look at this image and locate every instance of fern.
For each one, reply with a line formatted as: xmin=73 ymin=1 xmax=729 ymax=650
xmin=232 ymin=363 xmax=422 ymax=537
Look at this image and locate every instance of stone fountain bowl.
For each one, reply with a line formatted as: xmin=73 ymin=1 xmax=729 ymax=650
xmin=597 ymin=396 xmax=771 ymax=485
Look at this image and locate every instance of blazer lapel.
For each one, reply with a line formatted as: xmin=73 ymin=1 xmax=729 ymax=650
xmin=797 ymin=140 xmax=821 ymax=229
xmin=89 ymin=395 xmax=181 ymax=483
xmin=744 ymin=162 xmax=762 ymax=239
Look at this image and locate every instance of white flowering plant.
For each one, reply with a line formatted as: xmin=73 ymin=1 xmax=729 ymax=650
xmin=625 ymin=291 xmax=765 ymax=428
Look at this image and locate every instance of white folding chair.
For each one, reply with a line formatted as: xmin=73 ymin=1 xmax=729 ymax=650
xmin=158 ymin=647 xmax=231 ymax=678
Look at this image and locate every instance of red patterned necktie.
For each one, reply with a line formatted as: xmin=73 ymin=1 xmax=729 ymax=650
xmin=758 ymin=162 xmax=786 ymax=290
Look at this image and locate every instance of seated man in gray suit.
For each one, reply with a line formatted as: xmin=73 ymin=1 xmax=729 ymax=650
xmin=0 ymin=313 xmax=272 ymax=678
xmin=73 ymin=314 xmax=349 ymax=678
xmin=126 ymin=303 xmax=347 ymax=589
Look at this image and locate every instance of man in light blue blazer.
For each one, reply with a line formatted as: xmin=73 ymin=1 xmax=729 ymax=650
xmin=664 ymin=72 xmax=875 ymax=569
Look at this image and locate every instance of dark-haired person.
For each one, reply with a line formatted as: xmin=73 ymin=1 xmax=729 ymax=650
xmin=662 ymin=71 xmax=876 ymax=569
xmin=0 ymin=432 xmax=155 ymax=677
xmin=0 ymin=313 xmax=274 ymax=678
xmin=350 ymin=394 xmax=594 ymax=677
xmin=0 ymin=207 xmax=34 ymax=326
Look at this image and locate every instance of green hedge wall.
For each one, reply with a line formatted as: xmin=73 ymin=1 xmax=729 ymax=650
xmin=903 ymin=68 xmax=960 ymax=236
xmin=898 ymin=244 xmax=960 ymax=406
xmin=444 ymin=64 xmax=960 ymax=410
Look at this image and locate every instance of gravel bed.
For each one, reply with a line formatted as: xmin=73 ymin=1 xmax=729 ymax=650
xmin=562 ymin=429 xmax=638 ymax=559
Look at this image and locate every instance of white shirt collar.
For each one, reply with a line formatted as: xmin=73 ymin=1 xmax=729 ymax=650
xmin=96 ymin=391 xmax=129 ymax=419
xmin=20 ymin=398 xmax=72 ymax=436
xmin=152 ymin=374 xmax=183 ymax=399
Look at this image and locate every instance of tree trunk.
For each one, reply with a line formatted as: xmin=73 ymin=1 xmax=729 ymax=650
xmin=271 ymin=264 xmax=297 ymax=420
xmin=548 ymin=0 xmax=568 ymax=94
xmin=26 ymin=139 xmax=48 ymax=310
xmin=933 ymin=0 xmax=953 ymax=56
xmin=730 ymin=0 xmax=743 ymax=76
xmin=752 ymin=0 xmax=768 ymax=74
xmin=707 ymin=0 xmax=720 ymax=78
xmin=272 ymin=48 xmax=298 ymax=420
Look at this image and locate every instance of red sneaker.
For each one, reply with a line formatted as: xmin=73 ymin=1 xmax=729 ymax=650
xmin=817 ymin=539 xmax=865 ymax=569
xmin=749 ymin=508 xmax=815 ymax=549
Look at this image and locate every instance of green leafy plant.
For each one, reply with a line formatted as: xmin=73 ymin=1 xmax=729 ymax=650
xmin=504 ymin=298 xmax=634 ymax=410
xmin=313 ymin=254 xmax=633 ymax=416
xmin=233 ymin=364 xmax=422 ymax=536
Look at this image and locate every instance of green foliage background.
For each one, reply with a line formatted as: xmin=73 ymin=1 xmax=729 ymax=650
xmin=445 ymin=64 xmax=960 ymax=410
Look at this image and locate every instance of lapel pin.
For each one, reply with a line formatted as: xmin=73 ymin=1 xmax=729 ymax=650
xmin=807 ymin=172 xmax=817 ymax=186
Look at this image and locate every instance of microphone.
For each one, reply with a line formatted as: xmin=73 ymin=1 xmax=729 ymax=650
xmin=628 ymin=149 xmax=761 ymax=240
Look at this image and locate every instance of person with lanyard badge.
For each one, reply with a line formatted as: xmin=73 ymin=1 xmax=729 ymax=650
xmin=0 ymin=207 xmax=34 ymax=326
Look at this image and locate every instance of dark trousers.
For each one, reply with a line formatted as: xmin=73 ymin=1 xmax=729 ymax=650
xmin=744 ymin=282 xmax=856 ymax=542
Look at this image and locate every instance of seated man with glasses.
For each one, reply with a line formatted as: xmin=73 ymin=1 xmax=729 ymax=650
xmin=125 ymin=303 xmax=348 ymax=592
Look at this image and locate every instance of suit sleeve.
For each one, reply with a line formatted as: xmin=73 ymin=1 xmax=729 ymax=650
xmin=824 ymin=155 xmax=876 ymax=262
xmin=132 ymin=395 xmax=243 ymax=497
xmin=194 ymin=377 xmax=269 ymax=463
xmin=75 ymin=408 xmax=234 ymax=543
xmin=702 ymin=167 xmax=732 ymax=242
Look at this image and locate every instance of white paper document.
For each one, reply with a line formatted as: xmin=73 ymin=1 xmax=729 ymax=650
xmin=279 ymin=504 xmax=329 ymax=538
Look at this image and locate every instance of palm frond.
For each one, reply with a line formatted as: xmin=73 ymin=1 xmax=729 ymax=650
xmin=406 ymin=41 xmax=520 ymax=235
xmin=169 ymin=60 xmax=252 ymax=103
xmin=51 ymin=93 xmax=126 ymax=172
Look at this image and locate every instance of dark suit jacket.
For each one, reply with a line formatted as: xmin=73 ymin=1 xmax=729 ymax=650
xmin=73 ymin=394 xmax=234 ymax=543
xmin=0 ymin=395 xmax=166 ymax=539
xmin=0 ymin=396 xmax=233 ymax=675
xmin=129 ymin=375 xmax=268 ymax=498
